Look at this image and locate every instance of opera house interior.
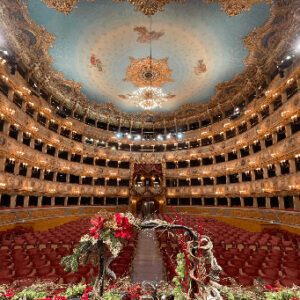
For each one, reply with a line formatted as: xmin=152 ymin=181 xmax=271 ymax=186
xmin=0 ymin=0 xmax=300 ymax=299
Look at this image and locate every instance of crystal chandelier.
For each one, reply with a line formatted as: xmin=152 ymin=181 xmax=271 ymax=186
xmin=129 ymin=86 xmax=168 ymax=110
xmin=130 ymin=4 xmax=173 ymax=110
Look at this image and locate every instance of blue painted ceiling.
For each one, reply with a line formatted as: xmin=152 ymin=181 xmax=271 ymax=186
xmin=25 ymin=0 xmax=271 ymax=113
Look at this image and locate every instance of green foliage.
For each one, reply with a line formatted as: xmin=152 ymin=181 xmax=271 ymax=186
xmin=102 ymin=291 xmax=121 ymax=300
xmin=175 ymin=253 xmax=186 ymax=280
xmin=264 ymin=290 xmax=294 ymax=300
xmin=12 ymin=289 xmax=46 ymax=300
xmin=221 ymin=286 xmax=300 ymax=300
xmin=60 ymin=241 xmax=90 ymax=272
xmin=171 ymin=253 xmax=189 ymax=299
xmin=221 ymin=289 xmax=252 ymax=300
xmin=62 ymin=284 xmax=87 ymax=298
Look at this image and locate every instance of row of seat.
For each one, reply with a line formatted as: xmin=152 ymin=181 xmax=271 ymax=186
xmin=0 ymin=217 xmax=138 ymax=286
xmin=156 ymin=214 xmax=300 ymax=287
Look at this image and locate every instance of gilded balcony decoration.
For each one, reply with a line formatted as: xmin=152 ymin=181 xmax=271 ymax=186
xmin=205 ymin=0 xmax=272 ymax=17
xmin=131 ymin=185 xmax=165 ymax=196
xmin=1 ymin=0 xmax=296 ymax=121
xmin=114 ymin=0 xmax=185 ymax=16
xmin=123 ymin=57 xmax=174 ymax=88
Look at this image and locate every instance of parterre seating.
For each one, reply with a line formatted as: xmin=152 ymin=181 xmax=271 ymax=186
xmin=0 ymin=218 xmax=138 ymax=285
xmin=156 ymin=214 xmax=300 ymax=287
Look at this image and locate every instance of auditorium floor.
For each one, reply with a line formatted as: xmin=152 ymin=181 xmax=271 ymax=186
xmin=131 ymin=229 xmax=164 ymax=282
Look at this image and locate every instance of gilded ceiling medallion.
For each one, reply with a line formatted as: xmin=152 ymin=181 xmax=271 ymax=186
xmin=114 ymin=0 xmax=185 ymax=16
xmin=39 ymin=0 xmax=95 ymax=15
xmin=4 ymin=0 xmax=296 ymax=122
xmin=124 ymin=56 xmax=174 ymax=88
xmin=134 ymin=26 xmax=164 ymax=43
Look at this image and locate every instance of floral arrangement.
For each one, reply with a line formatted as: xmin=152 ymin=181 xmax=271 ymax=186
xmin=1 ymin=210 xmax=299 ymax=300
xmin=60 ymin=211 xmax=140 ymax=274
xmin=79 ymin=212 xmax=138 ymax=257
xmin=221 ymin=282 xmax=300 ymax=300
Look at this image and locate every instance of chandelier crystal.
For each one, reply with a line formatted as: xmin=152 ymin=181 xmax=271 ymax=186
xmin=129 ymin=87 xmax=169 ymax=110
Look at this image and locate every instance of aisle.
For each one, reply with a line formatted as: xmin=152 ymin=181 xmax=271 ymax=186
xmin=131 ymin=229 xmax=164 ymax=282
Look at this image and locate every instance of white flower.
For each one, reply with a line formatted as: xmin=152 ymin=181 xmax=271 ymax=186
xmin=80 ymin=234 xmax=92 ymax=243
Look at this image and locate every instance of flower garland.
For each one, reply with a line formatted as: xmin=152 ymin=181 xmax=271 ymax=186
xmin=78 ymin=212 xmax=138 ymax=257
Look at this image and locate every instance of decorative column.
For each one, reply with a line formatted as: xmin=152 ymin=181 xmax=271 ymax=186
xmin=266 ymin=197 xmax=271 ymax=209
xmin=289 ymin=158 xmax=296 ymax=174
xmin=2 ymin=120 xmax=10 ymax=136
xmin=0 ymin=156 xmax=5 ymax=172
xmin=286 ymin=123 xmax=292 ymax=137
xmin=10 ymin=195 xmax=16 ymax=209
xmin=24 ymin=195 xmax=29 ymax=208
xmin=227 ymin=197 xmax=231 ymax=207
xmin=253 ymin=197 xmax=258 ymax=208
xmin=278 ymin=196 xmax=285 ymax=210
xmin=240 ymin=197 xmax=245 ymax=208
xmin=293 ymin=195 xmax=300 ymax=212
xmin=37 ymin=196 xmax=42 ymax=207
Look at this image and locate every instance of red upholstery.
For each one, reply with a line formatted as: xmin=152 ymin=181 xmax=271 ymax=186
xmin=63 ymin=273 xmax=82 ymax=284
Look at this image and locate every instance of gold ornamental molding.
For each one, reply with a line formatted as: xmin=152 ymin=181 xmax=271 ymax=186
xmin=114 ymin=0 xmax=185 ymax=16
xmin=36 ymin=0 xmax=95 ymax=15
xmin=28 ymin=0 xmax=270 ymax=17
xmin=123 ymin=56 xmax=174 ymax=88
xmin=204 ymin=0 xmax=273 ymax=17
xmin=0 ymin=0 xmax=299 ymax=123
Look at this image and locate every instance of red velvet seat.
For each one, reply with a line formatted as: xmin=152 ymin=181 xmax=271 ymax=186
xmin=0 ymin=278 xmax=13 ymax=285
xmin=256 ymin=249 xmax=268 ymax=256
xmin=54 ymin=266 xmax=70 ymax=276
xmin=33 ymin=259 xmax=48 ymax=268
xmin=264 ymin=260 xmax=281 ymax=268
xmin=36 ymin=265 xmax=53 ymax=276
xmin=247 ymin=259 xmax=264 ymax=267
xmin=41 ymin=274 xmax=60 ymax=283
xmin=279 ymin=277 xmax=300 ymax=287
xmin=223 ymin=266 xmax=239 ymax=277
xmin=0 ymin=268 xmax=13 ymax=278
xmin=230 ymin=259 xmax=244 ymax=268
xmin=15 ymin=267 xmax=33 ymax=278
xmin=16 ymin=278 xmax=37 ymax=287
xmin=27 ymin=248 xmax=39 ymax=255
xmin=242 ymin=266 xmax=259 ymax=277
xmin=260 ymin=267 xmax=279 ymax=280
xmin=236 ymin=276 xmax=254 ymax=286
xmin=63 ymin=273 xmax=82 ymax=284
xmin=282 ymin=267 xmax=299 ymax=278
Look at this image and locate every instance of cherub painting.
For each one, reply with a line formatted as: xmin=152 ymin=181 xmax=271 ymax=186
xmin=90 ymin=54 xmax=104 ymax=73
xmin=134 ymin=26 xmax=164 ymax=43
xmin=194 ymin=59 xmax=207 ymax=75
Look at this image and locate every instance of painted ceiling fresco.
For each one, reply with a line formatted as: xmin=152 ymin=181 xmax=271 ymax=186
xmin=25 ymin=0 xmax=271 ymax=113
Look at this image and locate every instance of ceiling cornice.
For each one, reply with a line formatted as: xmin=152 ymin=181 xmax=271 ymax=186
xmin=0 ymin=0 xmax=298 ymax=124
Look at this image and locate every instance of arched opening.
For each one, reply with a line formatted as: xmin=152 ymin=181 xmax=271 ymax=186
xmin=136 ymin=198 xmax=159 ymax=217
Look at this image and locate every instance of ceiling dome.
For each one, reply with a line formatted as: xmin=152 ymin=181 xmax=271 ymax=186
xmin=1 ymin=0 xmax=296 ymax=122
xmin=25 ymin=0 xmax=270 ymax=113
